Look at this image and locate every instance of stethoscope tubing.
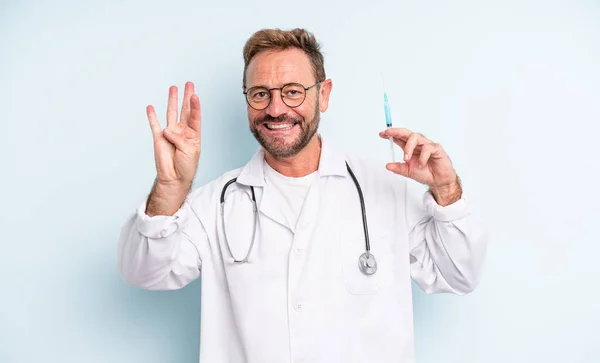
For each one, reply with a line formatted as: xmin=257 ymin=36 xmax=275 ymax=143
xmin=219 ymin=161 xmax=376 ymax=275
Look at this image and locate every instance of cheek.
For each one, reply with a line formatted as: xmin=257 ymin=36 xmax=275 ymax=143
xmin=294 ymin=99 xmax=316 ymax=119
xmin=296 ymin=106 xmax=315 ymax=122
xmin=302 ymin=96 xmax=318 ymax=110
xmin=248 ymin=108 xmax=263 ymax=123
xmin=302 ymin=97 xmax=321 ymax=116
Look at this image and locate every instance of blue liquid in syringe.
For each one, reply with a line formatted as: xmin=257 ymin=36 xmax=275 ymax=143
xmin=384 ymin=93 xmax=392 ymax=127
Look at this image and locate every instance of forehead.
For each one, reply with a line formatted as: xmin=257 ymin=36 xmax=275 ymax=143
xmin=245 ymin=48 xmax=315 ymax=87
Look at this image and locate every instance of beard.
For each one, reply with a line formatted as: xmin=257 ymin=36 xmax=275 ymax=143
xmin=249 ymin=104 xmax=320 ymax=159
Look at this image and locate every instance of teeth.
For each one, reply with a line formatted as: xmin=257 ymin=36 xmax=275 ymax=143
xmin=265 ymin=123 xmax=293 ymax=130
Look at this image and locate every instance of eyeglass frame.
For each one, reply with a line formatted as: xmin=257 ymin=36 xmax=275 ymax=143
xmin=242 ymin=81 xmax=323 ymax=110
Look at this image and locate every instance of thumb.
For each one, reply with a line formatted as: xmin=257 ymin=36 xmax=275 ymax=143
xmin=163 ymin=129 xmax=186 ymax=150
xmin=386 ymin=162 xmax=410 ymax=177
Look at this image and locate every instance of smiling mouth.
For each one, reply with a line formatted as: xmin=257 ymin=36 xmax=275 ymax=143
xmin=263 ymin=122 xmax=296 ymax=131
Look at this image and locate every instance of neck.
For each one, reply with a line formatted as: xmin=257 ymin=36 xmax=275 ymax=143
xmin=264 ymin=134 xmax=322 ymax=177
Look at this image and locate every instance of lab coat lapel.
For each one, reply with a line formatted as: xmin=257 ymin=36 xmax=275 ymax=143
xmin=258 ymin=183 xmax=289 ymax=229
xmin=235 ymin=147 xmax=289 ymax=229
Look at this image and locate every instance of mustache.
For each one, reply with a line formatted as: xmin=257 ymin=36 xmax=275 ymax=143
xmin=255 ymin=114 xmax=303 ymax=124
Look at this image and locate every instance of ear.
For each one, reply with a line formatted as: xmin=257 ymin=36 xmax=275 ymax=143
xmin=318 ymin=79 xmax=333 ymax=112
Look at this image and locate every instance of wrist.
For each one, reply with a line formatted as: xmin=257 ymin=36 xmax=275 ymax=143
xmin=145 ymin=180 xmax=192 ymax=217
xmin=429 ymin=176 xmax=462 ymax=207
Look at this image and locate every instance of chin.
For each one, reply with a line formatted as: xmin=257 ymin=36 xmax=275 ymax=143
xmin=263 ymin=141 xmax=301 ymax=159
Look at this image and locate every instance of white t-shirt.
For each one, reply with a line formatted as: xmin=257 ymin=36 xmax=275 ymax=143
xmin=262 ymin=159 xmax=318 ymax=232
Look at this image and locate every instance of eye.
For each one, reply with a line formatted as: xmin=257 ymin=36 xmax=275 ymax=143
xmin=250 ymin=90 xmax=269 ymax=100
xmin=284 ymin=87 xmax=304 ymax=99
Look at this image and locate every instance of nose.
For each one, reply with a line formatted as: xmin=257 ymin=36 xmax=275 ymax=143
xmin=265 ymin=90 xmax=289 ymax=118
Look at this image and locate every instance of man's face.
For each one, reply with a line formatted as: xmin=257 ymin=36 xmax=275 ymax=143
xmin=244 ymin=48 xmax=331 ymax=158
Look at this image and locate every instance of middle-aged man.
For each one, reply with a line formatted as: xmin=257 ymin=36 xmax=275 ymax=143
xmin=118 ymin=28 xmax=488 ymax=363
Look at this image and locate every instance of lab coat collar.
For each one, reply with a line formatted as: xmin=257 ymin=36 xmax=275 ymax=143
xmin=235 ymin=135 xmax=347 ymax=187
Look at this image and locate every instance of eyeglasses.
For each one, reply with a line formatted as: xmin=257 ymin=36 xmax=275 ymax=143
xmin=243 ymin=81 xmax=322 ymax=110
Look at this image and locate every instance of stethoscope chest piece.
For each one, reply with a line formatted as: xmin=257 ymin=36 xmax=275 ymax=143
xmin=358 ymin=252 xmax=377 ymax=275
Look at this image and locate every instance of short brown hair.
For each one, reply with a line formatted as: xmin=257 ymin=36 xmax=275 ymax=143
xmin=242 ymin=28 xmax=326 ymax=87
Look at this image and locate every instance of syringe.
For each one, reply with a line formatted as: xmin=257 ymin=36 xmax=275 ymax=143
xmin=383 ymin=92 xmax=395 ymax=162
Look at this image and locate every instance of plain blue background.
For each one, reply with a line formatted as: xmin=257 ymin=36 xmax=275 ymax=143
xmin=1 ymin=0 xmax=599 ymax=362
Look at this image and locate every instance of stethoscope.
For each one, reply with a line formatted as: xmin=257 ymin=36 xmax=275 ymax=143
xmin=220 ymin=161 xmax=377 ymax=275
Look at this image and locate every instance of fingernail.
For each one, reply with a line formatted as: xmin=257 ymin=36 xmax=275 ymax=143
xmin=405 ymin=154 xmax=409 ymax=160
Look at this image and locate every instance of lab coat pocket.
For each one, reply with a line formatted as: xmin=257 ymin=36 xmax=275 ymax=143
xmin=339 ymin=230 xmax=394 ymax=295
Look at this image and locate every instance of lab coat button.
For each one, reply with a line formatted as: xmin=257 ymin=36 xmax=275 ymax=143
xmin=295 ymin=248 xmax=303 ymax=254
xmin=294 ymin=303 xmax=303 ymax=312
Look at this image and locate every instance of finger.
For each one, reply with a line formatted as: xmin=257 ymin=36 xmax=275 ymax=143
xmin=418 ymin=143 xmax=436 ymax=168
xmin=385 ymin=162 xmax=410 ymax=178
xmin=163 ymin=128 xmax=186 ymax=151
xmin=380 ymin=128 xmax=412 ymax=142
xmin=379 ymin=131 xmax=406 ymax=149
xmin=146 ymin=105 xmax=162 ymax=138
xmin=395 ymin=138 xmax=407 ymax=150
xmin=188 ymin=94 xmax=202 ymax=133
xmin=180 ymin=81 xmax=194 ymax=125
xmin=166 ymin=85 xmax=178 ymax=128
xmin=403 ymin=132 xmax=423 ymax=161
xmin=380 ymin=128 xmax=432 ymax=143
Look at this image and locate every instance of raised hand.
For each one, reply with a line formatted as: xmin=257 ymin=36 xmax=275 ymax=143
xmin=145 ymin=82 xmax=201 ymax=216
xmin=379 ymin=128 xmax=462 ymax=206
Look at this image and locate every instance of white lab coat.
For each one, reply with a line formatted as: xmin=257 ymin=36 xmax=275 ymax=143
xmin=118 ymin=138 xmax=488 ymax=363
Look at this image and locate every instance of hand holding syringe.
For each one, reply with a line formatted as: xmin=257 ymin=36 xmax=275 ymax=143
xmin=379 ymin=79 xmax=461 ymax=202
